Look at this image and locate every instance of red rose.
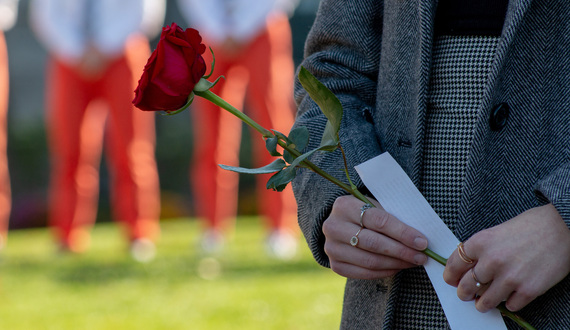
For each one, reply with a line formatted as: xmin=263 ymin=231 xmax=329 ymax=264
xmin=133 ymin=23 xmax=207 ymax=111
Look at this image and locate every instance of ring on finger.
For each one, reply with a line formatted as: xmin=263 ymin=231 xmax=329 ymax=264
xmin=457 ymin=242 xmax=474 ymax=264
xmin=351 ymin=204 xmax=372 ymax=247
xmin=359 ymin=204 xmax=372 ymax=227
xmin=350 ymin=226 xmax=363 ymax=247
xmin=471 ymin=268 xmax=489 ymax=288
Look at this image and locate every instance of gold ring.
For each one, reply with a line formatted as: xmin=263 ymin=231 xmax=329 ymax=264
xmin=471 ymin=268 xmax=488 ymax=287
xmin=457 ymin=242 xmax=474 ymax=264
xmin=350 ymin=227 xmax=363 ymax=247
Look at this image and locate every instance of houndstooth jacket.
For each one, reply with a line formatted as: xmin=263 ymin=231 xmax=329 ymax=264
xmin=292 ymin=0 xmax=570 ymax=328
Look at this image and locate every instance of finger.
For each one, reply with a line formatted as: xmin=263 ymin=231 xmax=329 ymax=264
xmin=356 ymin=228 xmax=428 ymax=265
xmin=475 ymin=280 xmax=513 ymax=313
xmin=444 ymin=242 xmax=477 ymax=286
xmin=324 ymin=220 xmax=427 ymax=266
xmin=504 ymin=290 xmax=537 ymax=312
xmin=456 ymin=268 xmax=490 ymax=301
xmin=362 ymin=206 xmax=428 ymax=251
xmin=329 ymin=260 xmax=400 ymax=280
xmin=326 ymin=238 xmax=419 ymax=271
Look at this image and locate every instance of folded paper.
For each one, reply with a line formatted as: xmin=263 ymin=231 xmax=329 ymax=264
xmin=355 ymin=152 xmax=506 ymax=330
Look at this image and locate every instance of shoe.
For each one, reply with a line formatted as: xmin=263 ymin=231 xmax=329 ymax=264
xmin=58 ymin=232 xmax=90 ymax=254
xmin=200 ymin=229 xmax=225 ymax=254
xmin=266 ymin=230 xmax=298 ymax=260
xmin=130 ymin=238 xmax=156 ymax=263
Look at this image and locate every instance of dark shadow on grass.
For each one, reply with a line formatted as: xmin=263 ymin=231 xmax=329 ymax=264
xmin=52 ymin=256 xmax=330 ymax=285
xmin=52 ymin=261 xmax=149 ymax=284
xmin=1 ymin=256 xmax=154 ymax=285
xmin=1 ymin=252 xmax=331 ymax=286
xmin=221 ymin=258 xmax=327 ymax=277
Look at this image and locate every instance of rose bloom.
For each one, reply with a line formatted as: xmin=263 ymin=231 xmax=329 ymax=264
xmin=133 ymin=23 xmax=207 ymax=111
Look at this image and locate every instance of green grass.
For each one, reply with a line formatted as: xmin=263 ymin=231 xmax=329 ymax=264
xmin=0 ymin=217 xmax=345 ymax=330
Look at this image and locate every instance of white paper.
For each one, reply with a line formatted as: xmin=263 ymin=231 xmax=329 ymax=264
xmin=355 ymin=152 xmax=507 ymax=330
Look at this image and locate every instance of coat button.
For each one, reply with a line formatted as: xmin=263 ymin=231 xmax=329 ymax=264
xmin=489 ymin=103 xmax=509 ymax=131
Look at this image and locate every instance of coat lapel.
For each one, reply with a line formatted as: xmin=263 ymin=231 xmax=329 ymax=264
xmin=410 ymin=0 xmax=438 ymax=185
xmin=458 ymin=0 xmax=534 ymax=240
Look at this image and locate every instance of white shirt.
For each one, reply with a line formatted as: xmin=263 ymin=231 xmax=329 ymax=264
xmin=29 ymin=0 xmax=166 ymax=62
xmin=0 ymin=0 xmax=19 ymax=31
xmin=176 ymin=0 xmax=299 ymax=44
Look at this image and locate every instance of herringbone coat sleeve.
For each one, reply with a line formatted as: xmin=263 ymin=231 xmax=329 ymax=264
xmin=291 ymin=0 xmax=384 ymax=267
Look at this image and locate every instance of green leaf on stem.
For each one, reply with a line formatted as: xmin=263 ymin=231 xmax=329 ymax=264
xmin=194 ymin=76 xmax=224 ymax=93
xmin=266 ymin=166 xmax=297 ymax=191
xmin=265 ymin=137 xmax=280 ymax=156
xmin=298 ymin=66 xmax=343 ymax=147
xmin=203 ymin=47 xmax=215 ymax=79
xmin=320 ymin=121 xmax=340 ymax=151
xmin=283 ymin=149 xmax=294 ymax=164
xmin=288 ymin=127 xmax=309 ymax=151
xmin=218 ymin=158 xmax=286 ymax=174
xmin=271 ymin=130 xmax=290 ymax=144
xmin=163 ymin=93 xmax=195 ymax=115
xmin=288 ymin=144 xmax=337 ymax=169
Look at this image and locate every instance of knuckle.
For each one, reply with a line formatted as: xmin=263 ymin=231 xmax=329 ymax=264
xmin=505 ymin=301 xmax=521 ymax=312
xmin=442 ymin=271 xmax=454 ymax=286
xmin=502 ymin=273 xmax=521 ymax=289
xmin=366 ymin=234 xmax=383 ymax=252
xmin=374 ymin=211 xmax=391 ymax=230
xmin=477 ymin=296 xmax=497 ymax=311
xmin=457 ymin=292 xmax=473 ymax=302
xmin=470 ymin=230 xmax=493 ymax=250
xmin=334 ymin=195 xmax=353 ymax=210
xmin=397 ymin=246 xmax=411 ymax=262
xmin=485 ymin=253 xmax=505 ymax=270
xmin=362 ymin=255 xmax=380 ymax=270
xmin=399 ymin=226 xmax=415 ymax=245
xmin=456 ymin=283 xmax=472 ymax=300
xmin=323 ymin=241 xmax=336 ymax=258
xmin=516 ymin=287 xmax=539 ymax=302
xmin=322 ymin=219 xmax=333 ymax=236
xmin=329 ymin=261 xmax=343 ymax=275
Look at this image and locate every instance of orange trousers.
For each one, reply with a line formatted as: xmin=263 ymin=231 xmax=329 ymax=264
xmin=46 ymin=35 xmax=160 ymax=251
xmin=190 ymin=13 xmax=297 ymax=233
xmin=0 ymin=32 xmax=11 ymax=248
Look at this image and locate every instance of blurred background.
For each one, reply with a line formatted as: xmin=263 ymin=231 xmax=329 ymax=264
xmin=0 ymin=1 xmax=349 ymax=329
xmin=6 ymin=0 xmax=320 ymax=229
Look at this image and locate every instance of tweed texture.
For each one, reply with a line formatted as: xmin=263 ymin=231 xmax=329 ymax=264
xmin=293 ymin=0 xmax=570 ymax=329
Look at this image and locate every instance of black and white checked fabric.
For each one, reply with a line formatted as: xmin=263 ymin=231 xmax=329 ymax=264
xmin=421 ymin=35 xmax=499 ymax=233
xmin=388 ymin=36 xmax=499 ymax=329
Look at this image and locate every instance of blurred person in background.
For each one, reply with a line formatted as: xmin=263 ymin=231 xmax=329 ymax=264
xmin=29 ymin=0 xmax=165 ymax=261
xmin=0 ymin=0 xmax=17 ymax=252
xmin=176 ymin=0 xmax=300 ymax=258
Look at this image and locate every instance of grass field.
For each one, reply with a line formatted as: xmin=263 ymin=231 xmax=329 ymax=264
xmin=0 ymin=217 xmax=345 ymax=330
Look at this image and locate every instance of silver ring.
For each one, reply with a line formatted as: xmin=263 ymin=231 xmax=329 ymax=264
xmin=359 ymin=204 xmax=372 ymax=227
xmin=350 ymin=204 xmax=373 ymax=247
xmin=351 ymin=204 xmax=372 ymax=247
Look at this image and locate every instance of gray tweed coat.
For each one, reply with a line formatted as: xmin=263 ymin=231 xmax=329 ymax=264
xmin=292 ymin=0 xmax=570 ymax=328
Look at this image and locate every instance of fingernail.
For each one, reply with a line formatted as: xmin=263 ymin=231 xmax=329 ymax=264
xmin=414 ymin=253 xmax=428 ymax=265
xmin=414 ymin=237 xmax=428 ymax=250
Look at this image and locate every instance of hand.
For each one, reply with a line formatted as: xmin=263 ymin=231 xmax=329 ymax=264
xmin=77 ymin=44 xmax=111 ymax=78
xmin=443 ymin=203 xmax=570 ymax=312
xmin=322 ymin=195 xmax=429 ymax=279
xmin=220 ymin=37 xmax=245 ymax=57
